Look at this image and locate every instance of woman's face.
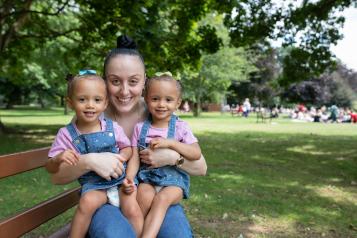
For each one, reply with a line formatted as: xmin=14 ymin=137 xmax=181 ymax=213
xmin=105 ymin=55 xmax=145 ymax=114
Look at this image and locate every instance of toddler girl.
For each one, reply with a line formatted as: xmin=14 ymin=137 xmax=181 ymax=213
xmin=123 ymin=73 xmax=201 ymax=238
xmin=46 ymin=70 xmax=140 ymax=237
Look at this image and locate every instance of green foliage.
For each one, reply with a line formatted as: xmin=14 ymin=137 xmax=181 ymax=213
xmin=74 ymin=0 xmax=222 ymax=75
xmin=218 ymin=0 xmax=355 ymax=83
xmin=282 ymin=63 xmax=357 ymax=107
xmin=227 ymin=44 xmax=281 ymax=107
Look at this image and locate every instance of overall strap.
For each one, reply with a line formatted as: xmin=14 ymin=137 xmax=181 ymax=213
xmin=66 ymin=123 xmax=79 ymax=141
xmin=105 ymin=118 xmax=114 ymax=132
xmin=167 ymin=114 xmax=177 ymax=139
xmin=138 ymin=116 xmax=152 ymax=147
xmin=139 ymin=114 xmax=177 ymax=146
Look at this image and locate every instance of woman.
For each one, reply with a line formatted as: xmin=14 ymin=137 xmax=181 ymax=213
xmin=48 ymin=35 xmax=207 ymax=237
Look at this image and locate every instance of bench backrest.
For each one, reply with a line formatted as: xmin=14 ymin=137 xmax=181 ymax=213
xmin=0 ymin=147 xmax=80 ymax=237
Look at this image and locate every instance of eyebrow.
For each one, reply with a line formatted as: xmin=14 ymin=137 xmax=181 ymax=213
xmin=107 ymin=73 xmax=142 ymax=78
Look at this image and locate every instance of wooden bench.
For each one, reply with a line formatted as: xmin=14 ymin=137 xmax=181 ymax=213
xmin=0 ymin=147 xmax=80 ymax=238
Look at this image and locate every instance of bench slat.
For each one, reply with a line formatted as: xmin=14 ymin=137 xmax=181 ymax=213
xmin=0 ymin=187 xmax=80 ymax=238
xmin=0 ymin=147 xmax=50 ymax=178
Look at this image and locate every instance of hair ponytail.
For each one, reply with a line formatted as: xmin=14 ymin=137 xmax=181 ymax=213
xmin=103 ymin=35 xmax=145 ymax=79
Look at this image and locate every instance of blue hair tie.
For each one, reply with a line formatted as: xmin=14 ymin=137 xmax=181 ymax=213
xmin=79 ymin=69 xmax=96 ymax=76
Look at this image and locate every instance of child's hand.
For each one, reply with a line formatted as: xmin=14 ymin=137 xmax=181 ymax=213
xmin=122 ymin=177 xmax=136 ymax=194
xmin=56 ymin=149 xmax=80 ymax=166
xmin=150 ymin=138 xmax=172 ymax=149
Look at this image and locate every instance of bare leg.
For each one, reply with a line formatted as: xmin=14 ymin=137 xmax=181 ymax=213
xmin=141 ymin=186 xmax=183 ymax=238
xmin=70 ymin=190 xmax=107 ymax=238
xmin=120 ymin=188 xmax=144 ymax=237
xmin=137 ymin=183 xmax=156 ymax=217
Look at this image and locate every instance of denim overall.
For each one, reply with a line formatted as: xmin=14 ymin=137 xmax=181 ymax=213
xmin=66 ymin=118 xmax=126 ymax=195
xmin=137 ymin=115 xmax=190 ymax=198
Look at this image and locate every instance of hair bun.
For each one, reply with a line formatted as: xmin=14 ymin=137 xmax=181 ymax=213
xmin=117 ymin=35 xmax=137 ymax=49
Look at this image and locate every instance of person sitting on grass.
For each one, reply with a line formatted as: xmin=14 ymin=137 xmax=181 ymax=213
xmin=46 ymin=71 xmax=142 ymax=237
xmin=122 ymin=73 xmax=202 ymax=238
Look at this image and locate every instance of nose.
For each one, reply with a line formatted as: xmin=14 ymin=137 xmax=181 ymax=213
xmin=120 ymin=82 xmax=129 ymax=95
xmin=86 ymin=100 xmax=95 ymax=108
xmin=158 ymin=99 xmax=166 ymax=107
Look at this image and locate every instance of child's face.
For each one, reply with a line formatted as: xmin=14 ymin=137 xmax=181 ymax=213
xmin=145 ymin=80 xmax=181 ymax=123
xmin=68 ymin=78 xmax=108 ymax=125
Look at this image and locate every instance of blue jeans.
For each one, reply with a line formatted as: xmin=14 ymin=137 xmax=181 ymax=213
xmin=88 ymin=204 xmax=193 ymax=238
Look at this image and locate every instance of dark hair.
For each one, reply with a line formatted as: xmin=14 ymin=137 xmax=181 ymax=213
xmin=67 ymin=74 xmax=105 ymax=98
xmin=103 ymin=35 xmax=145 ymax=79
xmin=144 ymin=74 xmax=182 ymax=98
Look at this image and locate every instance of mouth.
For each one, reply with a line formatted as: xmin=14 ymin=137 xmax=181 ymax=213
xmin=84 ymin=111 xmax=96 ymax=117
xmin=155 ymin=109 xmax=167 ymax=114
xmin=117 ymin=97 xmax=132 ymax=104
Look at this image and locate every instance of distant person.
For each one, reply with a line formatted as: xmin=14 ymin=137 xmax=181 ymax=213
xmin=182 ymin=101 xmax=190 ymax=113
xmin=46 ymin=71 xmax=140 ymax=237
xmin=242 ymin=98 xmax=251 ymax=117
xmin=329 ymin=105 xmax=339 ymax=123
xmin=126 ymin=73 xmax=202 ymax=238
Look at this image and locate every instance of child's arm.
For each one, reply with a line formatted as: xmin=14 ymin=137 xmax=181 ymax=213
xmin=45 ymin=149 xmax=80 ymax=173
xmin=122 ymin=147 xmax=140 ymax=194
xmin=150 ymin=138 xmax=201 ymax=161
xmin=118 ymin=146 xmax=132 ymax=162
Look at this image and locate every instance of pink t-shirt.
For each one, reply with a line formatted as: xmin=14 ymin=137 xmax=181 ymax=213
xmin=131 ymin=119 xmax=198 ymax=147
xmin=48 ymin=118 xmax=131 ymax=158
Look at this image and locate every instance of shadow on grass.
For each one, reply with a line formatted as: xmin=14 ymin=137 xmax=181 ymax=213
xmin=189 ymin=131 xmax=357 ymax=238
xmin=0 ymin=124 xmax=63 ymax=154
xmin=1 ymin=124 xmax=356 ymax=237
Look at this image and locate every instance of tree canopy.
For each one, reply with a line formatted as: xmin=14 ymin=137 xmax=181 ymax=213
xmin=0 ymin=0 xmax=356 ymax=113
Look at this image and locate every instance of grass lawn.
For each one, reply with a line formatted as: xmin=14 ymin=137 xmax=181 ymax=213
xmin=0 ymin=106 xmax=356 ymax=238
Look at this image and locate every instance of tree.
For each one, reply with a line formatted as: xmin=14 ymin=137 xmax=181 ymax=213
xmin=181 ymin=46 xmax=255 ymax=116
xmin=0 ymin=0 xmax=81 ymax=131
xmin=228 ymin=44 xmax=281 ymax=107
xmin=214 ymin=0 xmax=356 ymax=84
xmin=282 ymin=63 xmax=356 ymax=107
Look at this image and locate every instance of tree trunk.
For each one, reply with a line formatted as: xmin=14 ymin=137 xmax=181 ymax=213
xmin=0 ymin=120 xmax=5 ymax=135
xmin=5 ymin=101 xmax=13 ymax=109
xmin=64 ymin=103 xmax=68 ymax=115
xmin=38 ymin=96 xmax=45 ymax=108
xmin=193 ymin=97 xmax=201 ymax=117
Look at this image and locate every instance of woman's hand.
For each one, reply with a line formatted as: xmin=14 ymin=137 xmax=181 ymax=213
xmin=87 ymin=152 xmax=125 ymax=181
xmin=139 ymin=148 xmax=207 ymax=176
xmin=139 ymin=148 xmax=178 ymax=169
xmin=50 ymin=152 xmax=125 ymax=184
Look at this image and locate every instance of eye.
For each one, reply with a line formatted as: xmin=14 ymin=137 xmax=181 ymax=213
xmin=78 ymin=98 xmax=85 ymax=103
xmin=151 ymin=97 xmax=159 ymax=101
xmin=95 ymin=98 xmax=103 ymax=103
xmin=129 ymin=78 xmax=139 ymax=86
xmin=166 ymin=97 xmax=174 ymax=102
xmin=109 ymin=78 xmax=120 ymax=86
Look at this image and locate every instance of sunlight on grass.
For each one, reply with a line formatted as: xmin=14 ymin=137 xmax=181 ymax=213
xmin=209 ymin=173 xmax=245 ymax=181
xmin=310 ymin=185 xmax=357 ymax=204
xmin=287 ymin=144 xmax=332 ymax=155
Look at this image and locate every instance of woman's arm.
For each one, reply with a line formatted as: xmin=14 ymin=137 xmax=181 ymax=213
xmin=139 ymin=148 xmax=207 ymax=176
xmin=179 ymin=154 xmax=207 ymax=176
xmin=49 ymin=152 xmax=125 ymax=184
xmin=150 ymin=138 xmax=201 ymax=161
